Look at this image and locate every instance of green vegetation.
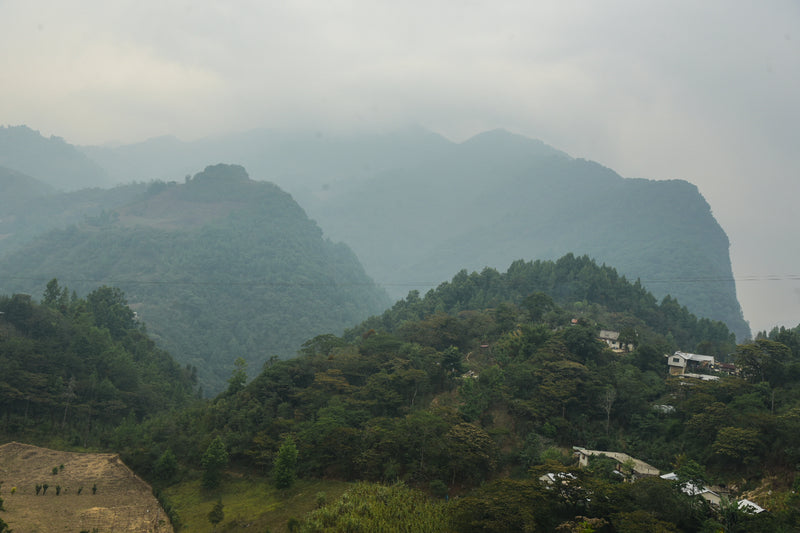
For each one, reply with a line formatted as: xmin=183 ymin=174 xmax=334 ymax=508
xmin=273 ymin=436 xmax=299 ymax=490
xmin=301 ymin=482 xmax=449 ymax=532
xmin=0 ymin=165 xmax=144 ymax=257
xmin=0 ymin=284 xmax=196 ymax=448
xmin=201 ymin=436 xmax=229 ymax=489
xmin=207 ymin=499 xmax=224 ymax=528
xmin=298 ymin=128 xmax=749 ymax=340
xmin=0 ymin=164 xmax=390 ymax=393
xmin=1 ymin=253 xmax=798 ymax=530
xmin=161 ymin=477 xmax=351 ymax=532
xmin=2 ymin=126 xmax=749 ymax=344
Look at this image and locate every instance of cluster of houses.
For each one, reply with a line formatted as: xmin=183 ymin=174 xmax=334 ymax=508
xmin=538 ymin=447 xmax=766 ymax=514
xmin=538 ymin=332 xmax=760 ymax=511
xmin=592 ymin=327 xmax=738 ymax=382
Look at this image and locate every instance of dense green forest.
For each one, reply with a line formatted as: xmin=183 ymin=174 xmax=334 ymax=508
xmin=2 ymin=255 xmax=792 ymax=531
xmin=0 ymin=283 xmax=196 ymax=447
xmin=0 ymin=164 xmax=390 ymax=393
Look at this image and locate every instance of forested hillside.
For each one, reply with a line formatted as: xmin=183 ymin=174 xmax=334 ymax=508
xmin=1 ymin=125 xmax=749 ymax=338
xmin=78 ymin=127 xmax=750 ymax=340
xmin=0 ymin=166 xmax=145 ymax=256
xmin=92 ymin=256 xmax=798 ymax=531
xmin=0 ymin=285 xmax=196 ymax=448
xmin=310 ymin=130 xmax=748 ymax=341
xmin=0 ymin=165 xmax=390 ymax=393
xmin=1 ymin=256 xmax=797 ymax=530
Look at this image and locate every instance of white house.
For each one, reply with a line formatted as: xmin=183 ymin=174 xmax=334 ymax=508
xmin=665 ymin=351 xmax=715 ymax=376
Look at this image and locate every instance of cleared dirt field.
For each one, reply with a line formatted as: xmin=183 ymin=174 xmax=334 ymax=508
xmin=0 ymin=441 xmax=171 ymax=532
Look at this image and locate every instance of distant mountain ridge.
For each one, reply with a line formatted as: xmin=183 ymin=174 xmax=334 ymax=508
xmin=83 ymin=127 xmax=750 ymax=340
xmin=0 ymin=125 xmax=111 ymax=190
xmin=0 ymin=125 xmax=749 ymax=339
xmin=0 ymin=164 xmax=390 ymax=393
xmin=0 ymin=165 xmax=146 ymax=256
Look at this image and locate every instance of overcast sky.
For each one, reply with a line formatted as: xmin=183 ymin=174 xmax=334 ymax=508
xmin=1 ymin=0 xmax=798 ymax=335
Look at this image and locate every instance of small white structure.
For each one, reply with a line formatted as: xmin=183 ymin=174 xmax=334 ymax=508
xmin=538 ymin=471 xmax=578 ymax=486
xmin=738 ymin=499 xmax=766 ymax=514
xmin=660 ymin=472 xmax=722 ymax=506
xmin=653 ymin=404 xmax=676 ymax=414
xmin=682 ymin=373 xmax=719 ymax=382
xmin=666 ymin=351 xmax=715 ymax=376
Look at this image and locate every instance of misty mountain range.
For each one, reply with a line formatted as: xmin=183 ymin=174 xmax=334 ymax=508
xmin=0 ymin=124 xmax=750 ymax=389
xmin=80 ymin=125 xmax=747 ymax=338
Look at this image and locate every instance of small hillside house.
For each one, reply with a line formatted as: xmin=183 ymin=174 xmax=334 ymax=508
xmin=598 ymin=330 xmax=633 ymax=353
xmin=666 ymin=351 xmax=715 ymax=376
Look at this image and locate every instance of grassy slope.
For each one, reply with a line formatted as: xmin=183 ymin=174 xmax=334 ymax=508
xmin=163 ymin=475 xmax=351 ymax=532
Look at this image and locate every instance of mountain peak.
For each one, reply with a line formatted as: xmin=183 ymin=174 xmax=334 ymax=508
xmin=460 ymin=129 xmax=569 ymax=159
xmin=191 ymin=163 xmax=250 ymax=183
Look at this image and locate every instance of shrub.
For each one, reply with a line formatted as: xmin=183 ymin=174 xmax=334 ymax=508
xmin=315 ymin=492 xmax=327 ymax=509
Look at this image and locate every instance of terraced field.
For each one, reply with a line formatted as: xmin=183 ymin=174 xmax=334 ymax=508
xmin=0 ymin=441 xmax=171 ymax=532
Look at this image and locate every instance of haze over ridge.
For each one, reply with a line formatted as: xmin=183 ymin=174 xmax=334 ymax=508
xmin=0 ymin=1 xmax=797 ymax=333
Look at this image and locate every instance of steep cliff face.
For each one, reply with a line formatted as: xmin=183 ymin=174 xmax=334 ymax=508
xmin=307 ymin=131 xmax=749 ymax=340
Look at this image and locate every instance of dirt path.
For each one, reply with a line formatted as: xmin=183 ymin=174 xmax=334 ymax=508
xmin=0 ymin=441 xmax=171 ymax=532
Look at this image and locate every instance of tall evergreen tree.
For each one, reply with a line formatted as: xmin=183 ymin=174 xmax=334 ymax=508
xmin=201 ymin=436 xmax=229 ymax=489
xmin=273 ymin=436 xmax=298 ymax=490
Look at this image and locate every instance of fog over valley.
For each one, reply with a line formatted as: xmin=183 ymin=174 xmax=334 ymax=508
xmin=1 ymin=1 xmax=797 ymax=335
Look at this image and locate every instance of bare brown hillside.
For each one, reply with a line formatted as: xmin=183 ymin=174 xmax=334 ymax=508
xmin=0 ymin=441 xmax=171 ymax=532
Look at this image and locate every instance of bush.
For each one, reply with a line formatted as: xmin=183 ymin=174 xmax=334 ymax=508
xmin=429 ymin=480 xmax=449 ymax=499
xmin=315 ymin=492 xmax=327 ymax=508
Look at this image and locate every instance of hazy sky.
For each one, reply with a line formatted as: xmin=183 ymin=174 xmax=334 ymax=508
xmin=1 ymin=0 xmax=798 ymax=335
